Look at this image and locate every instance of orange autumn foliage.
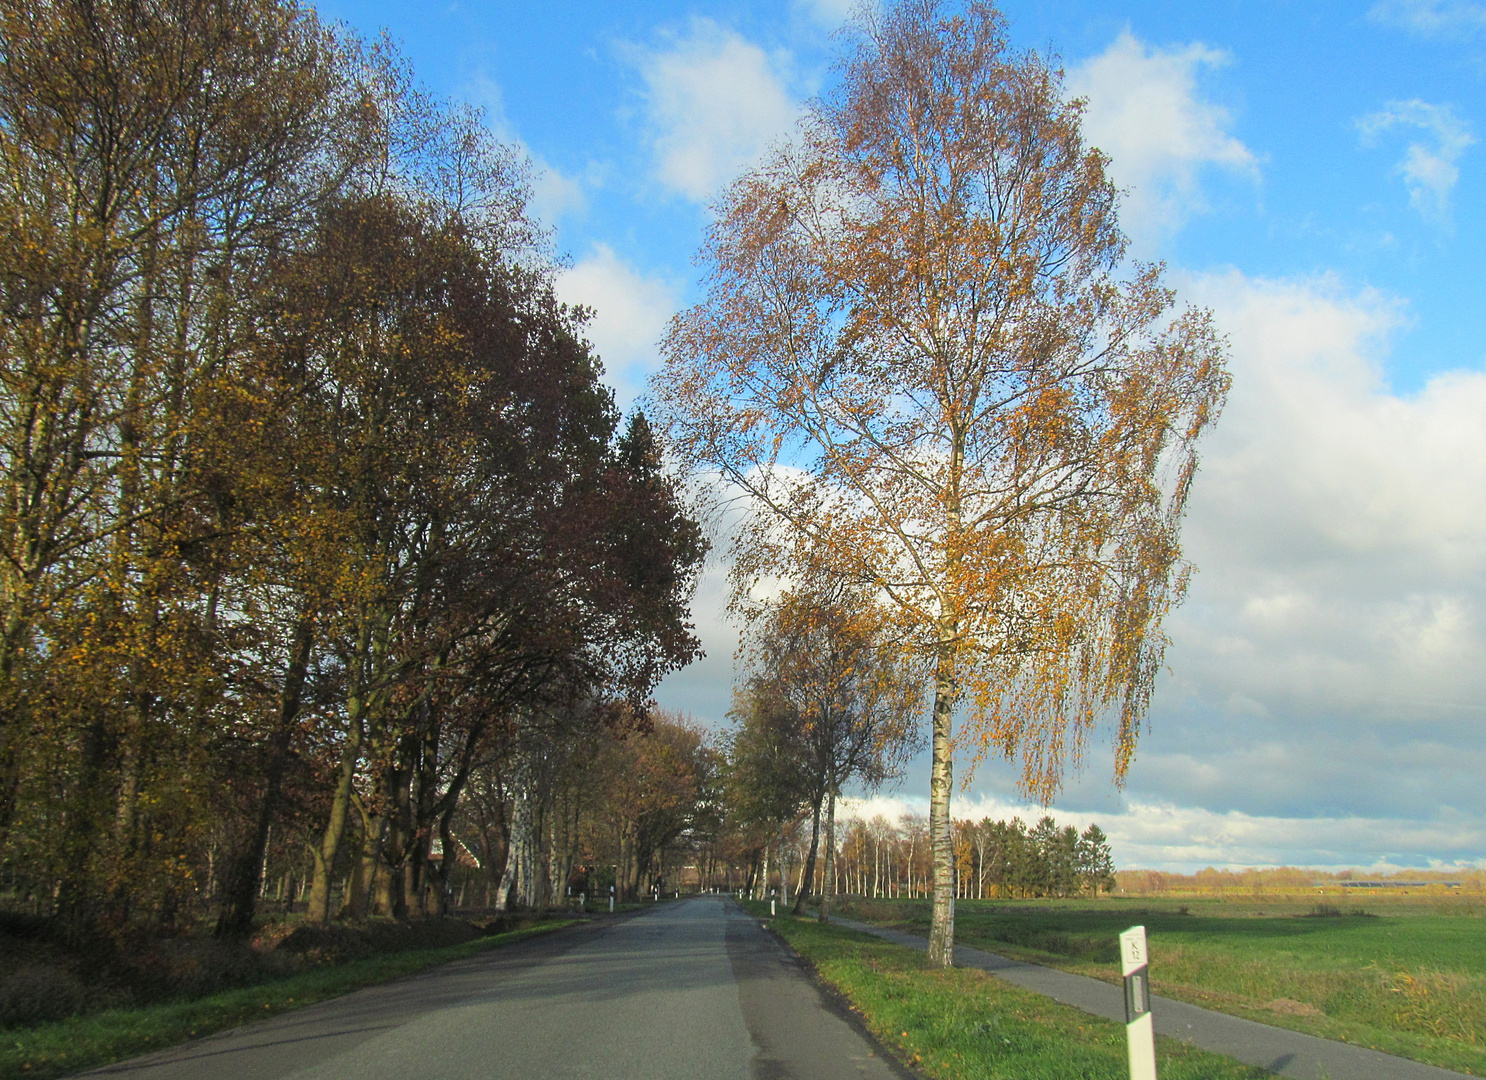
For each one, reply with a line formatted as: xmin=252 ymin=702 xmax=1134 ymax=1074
xmin=653 ymin=0 xmax=1229 ymax=965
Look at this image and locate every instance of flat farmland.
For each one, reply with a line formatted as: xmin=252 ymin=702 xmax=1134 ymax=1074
xmin=835 ymin=894 xmax=1486 ymax=1076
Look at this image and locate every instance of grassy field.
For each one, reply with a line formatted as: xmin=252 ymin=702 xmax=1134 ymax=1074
xmin=831 ymin=894 xmax=1486 ymax=1077
xmin=0 ymin=920 xmax=575 ymax=1080
xmin=741 ymin=901 xmax=1271 ymax=1079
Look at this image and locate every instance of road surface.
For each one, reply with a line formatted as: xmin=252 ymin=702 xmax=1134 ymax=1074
xmin=82 ymin=896 xmax=906 ymax=1080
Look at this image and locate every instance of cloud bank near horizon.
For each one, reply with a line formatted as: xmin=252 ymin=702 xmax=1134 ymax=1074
xmin=833 ymin=792 xmax=1486 ymax=874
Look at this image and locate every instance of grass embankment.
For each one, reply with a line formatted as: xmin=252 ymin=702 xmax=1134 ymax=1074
xmin=834 ymin=895 xmax=1486 ymax=1077
xmin=0 ymin=920 xmax=574 ymax=1080
xmin=742 ymin=902 xmax=1269 ymax=1080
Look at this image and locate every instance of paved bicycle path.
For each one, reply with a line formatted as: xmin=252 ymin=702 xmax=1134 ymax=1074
xmin=77 ymin=898 xmax=907 ymax=1080
xmin=830 ymin=914 xmax=1472 ymax=1080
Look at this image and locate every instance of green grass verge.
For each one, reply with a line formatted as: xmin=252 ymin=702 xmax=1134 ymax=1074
xmin=835 ymin=897 xmax=1486 ymax=1077
xmin=741 ymin=902 xmax=1270 ymax=1080
xmin=570 ymin=900 xmax=662 ymax=915
xmin=0 ymin=920 xmax=576 ymax=1080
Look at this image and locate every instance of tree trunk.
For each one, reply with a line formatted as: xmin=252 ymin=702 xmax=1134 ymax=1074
xmin=791 ymin=795 xmax=824 ymax=915
xmin=818 ymin=788 xmax=837 ymax=923
xmin=384 ymin=750 xmax=416 ymax=919
xmin=307 ymin=704 xmax=366 ymax=922
xmin=307 ymin=612 xmax=385 ymax=924
xmin=524 ymin=798 xmax=547 ymax=908
xmin=778 ymin=840 xmax=790 ymax=905
xmin=926 ymin=637 xmax=956 ymax=967
xmin=493 ymin=828 xmax=518 ymax=913
xmin=371 ymin=844 xmax=397 ymax=918
xmin=340 ymin=792 xmax=375 ymax=920
xmin=496 ymin=783 xmax=531 ymax=911
xmin=216 ymin=617 xmax=314 ymax=936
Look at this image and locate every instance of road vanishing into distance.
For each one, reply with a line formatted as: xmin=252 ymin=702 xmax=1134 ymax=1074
xmin=83 ymin=896 xmax=906 ymax=1080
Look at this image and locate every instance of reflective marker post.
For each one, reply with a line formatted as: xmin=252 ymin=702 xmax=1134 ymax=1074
xmin=1120 ymin=925 xmax=1157 ymax=1080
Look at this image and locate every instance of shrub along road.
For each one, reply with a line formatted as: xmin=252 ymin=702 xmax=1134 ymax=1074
xmin=74 ymin=897 xmax=906 ymax=1080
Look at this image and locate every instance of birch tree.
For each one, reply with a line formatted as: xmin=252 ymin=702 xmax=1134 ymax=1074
xmin=652 ymin=0 xmax=1228 ymax=964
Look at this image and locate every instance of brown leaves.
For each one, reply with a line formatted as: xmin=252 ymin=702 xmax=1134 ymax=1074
xmin=739 ymin=581 xmax=926 ymax=806
xmin=0 ymin=1 xmax=705 ymax=932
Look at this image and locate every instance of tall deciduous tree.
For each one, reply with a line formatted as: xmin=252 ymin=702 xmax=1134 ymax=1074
xmin=726 ymin=678 xmax=811 ymax=900
xmin=600 ymin=711 xmax=709 ymax=900
xmin=653 ymin=0 xmax=1228 ymax=963
xmin=0 ymin=0 xmax=368 ymax=928
xmin=737 ymin=582 xmax=921 ymax=920
xmin=0 ymin=0 xmax=710 ymax=938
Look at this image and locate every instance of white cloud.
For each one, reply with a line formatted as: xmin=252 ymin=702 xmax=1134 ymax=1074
xmin=554 ymin=245 xmax=682 ymax=409
xmin=632 ymin=19 xmax=800 ymax=201
xmin=1129 ymin=269 xmax=1486 ymax=827
xmin=1369 ymin=0 xmax=1486 ymax=37
xmin=1179 ymin=269 xmax=1486 ymax=588
xmin=837 ymin=269 xmax=1486 ymax=870
xmin=1067 ymin=31 xmax=1259 ymax=249
xmin=652 ymin=470 xmax=804 ymax=730
xmin=1358 ymin=100 xmax=1476 ymax=224
xmin=652 ymin=554 xmax=738 ymax=728
xmin=837 ymin=794 xmax=1486 ymax=873
xmin=528 ymin=162 xmax=588 ymax=225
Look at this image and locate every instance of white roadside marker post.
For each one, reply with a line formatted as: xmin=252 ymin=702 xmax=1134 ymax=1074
xmin=1120 ymin=925 xmax=1157 ymax=1080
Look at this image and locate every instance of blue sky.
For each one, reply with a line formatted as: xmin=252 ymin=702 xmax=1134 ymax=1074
xmin=321 ymin=0 xmax=1486 ymax=872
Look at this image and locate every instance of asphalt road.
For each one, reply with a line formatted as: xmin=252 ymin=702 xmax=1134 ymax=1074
xmin=81 ymin=897 xmax=907 ymax=1080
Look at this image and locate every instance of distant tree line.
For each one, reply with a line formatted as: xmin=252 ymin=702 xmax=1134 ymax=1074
xmin=728 ymin=811 xmax=1115 ymax=904
xmin=1114 ymin=867 xmax=1486 ymax=896
xmin=0 ymin=0 xmax=707 ymax=939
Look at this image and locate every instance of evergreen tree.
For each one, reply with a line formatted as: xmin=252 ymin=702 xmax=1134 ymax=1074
xmin=1077 ymin=824 xmax=1117 ymax=896
xmin=1049 ymin=825 xmax=1081 ymax=898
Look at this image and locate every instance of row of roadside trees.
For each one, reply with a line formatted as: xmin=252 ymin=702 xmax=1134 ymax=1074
xmin=0 ymin=0 xmax=706 ymax=940
xmin=717 ymin=578 xmax=1115 ymax=911
xmin=2 ymin=0 xmax=1225 ymax=962
xmin=750 ymin=814 xmax=1114 ymax=903
xmin=784 ymin=820 xmax=1111 ymax=903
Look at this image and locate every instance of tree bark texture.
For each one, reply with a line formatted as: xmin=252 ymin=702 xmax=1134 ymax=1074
xmin=926 ymin=641 xmax=956 ymax=966
xmin=791 ymin=796 xmax=823 ymax=916
xmin=216 ymin=617 xmax=314 ymax=936
xmin=818 ymin=788 xmax=837 ymax=923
